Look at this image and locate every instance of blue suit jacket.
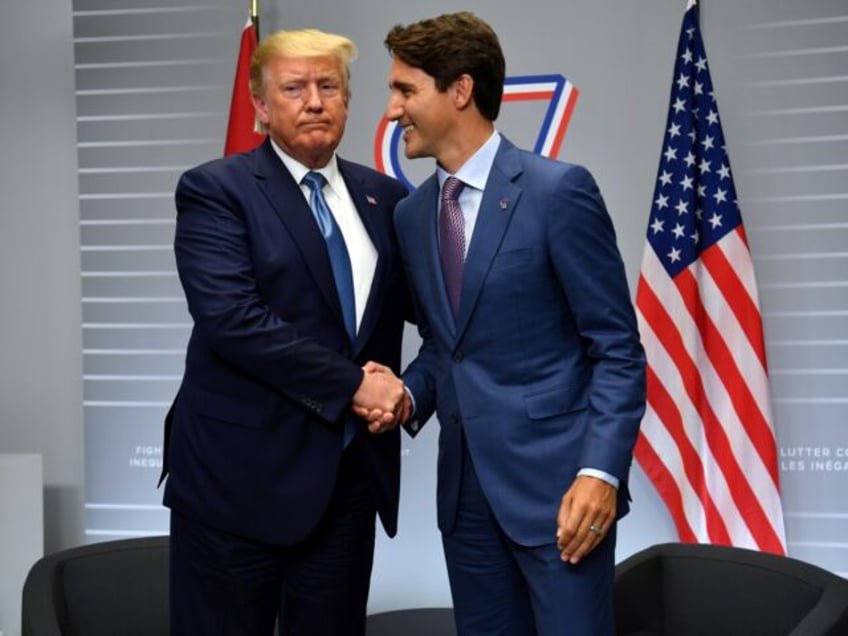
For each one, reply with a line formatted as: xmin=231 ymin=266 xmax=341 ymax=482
xmin=397 ymin=137 xmax=646 ymax=546
xmin=161 ymin=139 xmax=409 ymax=545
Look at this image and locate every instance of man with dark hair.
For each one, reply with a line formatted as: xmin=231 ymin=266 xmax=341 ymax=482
xmin=378 ymin=11 xmax=646 ymax=636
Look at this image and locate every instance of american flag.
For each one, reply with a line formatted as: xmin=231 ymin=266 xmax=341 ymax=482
xmin=634 ymin=0 xmax=786 ymax=554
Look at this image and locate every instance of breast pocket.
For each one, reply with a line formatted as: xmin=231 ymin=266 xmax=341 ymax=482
xmin=491 ymin=247 xmax=534 ymax=270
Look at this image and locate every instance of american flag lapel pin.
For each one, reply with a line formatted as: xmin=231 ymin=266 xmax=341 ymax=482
xmin=366 ymin=194 xmax=377 ymax=205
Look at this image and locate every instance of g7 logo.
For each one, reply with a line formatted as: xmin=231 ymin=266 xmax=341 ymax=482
xmin=374 ymin=74 xmax=579 ymax=190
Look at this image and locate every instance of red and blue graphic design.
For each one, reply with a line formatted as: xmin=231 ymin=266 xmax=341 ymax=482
xmin=374 ymin=74 xmax=579 ymax=189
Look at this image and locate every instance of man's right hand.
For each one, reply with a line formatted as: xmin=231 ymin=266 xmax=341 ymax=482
xmin=351 ymin=363 xmax=407 ymax=430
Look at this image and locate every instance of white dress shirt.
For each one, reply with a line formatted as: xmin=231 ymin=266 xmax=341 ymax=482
xmin=271 ymin=140 xmax=377 ymax=334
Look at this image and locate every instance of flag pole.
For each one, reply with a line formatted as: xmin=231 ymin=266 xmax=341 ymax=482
xmin=251 ymin=0 xmax=260 ymax=40
xmin=224 ymin=0 xmax=265 ymax=155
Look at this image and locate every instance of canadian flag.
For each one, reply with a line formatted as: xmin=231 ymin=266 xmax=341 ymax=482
xmin=224 ymin=15 xmax=265 ymax=155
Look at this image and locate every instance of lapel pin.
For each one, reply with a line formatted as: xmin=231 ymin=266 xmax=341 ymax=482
xmin=366 ymin=195 xmax=377 ymax=205
xmin=499 ymin=197 xmax=510 ymax=210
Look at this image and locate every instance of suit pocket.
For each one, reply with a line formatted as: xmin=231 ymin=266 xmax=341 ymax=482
xmin=524 ymin=383 xmax=588 ymax=420
xmin=492 ymin=247 xmax=533 ymax=270
xmin=193 ymin=387 xmax=271 ymax=429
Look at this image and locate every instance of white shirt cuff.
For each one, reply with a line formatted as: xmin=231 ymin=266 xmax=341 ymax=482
xmin=577 ymin=468 xmax=619 ymax=489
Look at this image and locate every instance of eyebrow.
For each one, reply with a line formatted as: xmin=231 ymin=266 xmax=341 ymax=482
xmin=389 ymin=80 xmax=415 ymax=91
xmin=279 ymin=70 xmax=343 ymax=82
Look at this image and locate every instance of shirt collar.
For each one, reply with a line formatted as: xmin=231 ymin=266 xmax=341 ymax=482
xmin=269 ymin=138 xmax=342 ymax=194
xmin=437 ymin=130 xmax=501 ymax=193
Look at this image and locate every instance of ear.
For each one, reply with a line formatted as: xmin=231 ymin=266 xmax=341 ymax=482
xmin=251 ymin=92 xmax=270 ymax=126
xmin=451 ymin=74 xmax=475 ymax=110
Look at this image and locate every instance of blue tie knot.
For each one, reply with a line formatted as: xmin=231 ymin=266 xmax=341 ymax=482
xmin=303 ymin=171 xmax=334 ymax=238
xmin=302 ymin=170 xmax=327 ymax=191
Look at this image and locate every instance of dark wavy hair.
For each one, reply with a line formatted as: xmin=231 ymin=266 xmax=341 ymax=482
xmin=385 ymin=11 xmax=505 ymax=121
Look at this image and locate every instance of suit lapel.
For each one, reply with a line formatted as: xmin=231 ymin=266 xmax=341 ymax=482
xmin=455 ymin=141 xmax=523 ymax=339
xmin=252 ymin=140 xmax=346 ymax=330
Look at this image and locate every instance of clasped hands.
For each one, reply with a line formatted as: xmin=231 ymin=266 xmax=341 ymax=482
xmin=351 ymin=361 xmax=411 ymax=434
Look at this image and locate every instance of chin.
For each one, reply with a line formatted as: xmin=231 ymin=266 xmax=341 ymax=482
xmin=403 ymin=144 xmax=424 ymax=160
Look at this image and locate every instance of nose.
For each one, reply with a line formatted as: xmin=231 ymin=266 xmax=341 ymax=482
xmin=303 ymin=83 xmax=324 ymax=110
xmin=385 ymin=92 xmax=402 ymax=121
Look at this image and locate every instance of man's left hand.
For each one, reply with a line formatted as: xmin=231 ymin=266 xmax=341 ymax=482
xmin=555 ymin=475 xmax=617 ymax=565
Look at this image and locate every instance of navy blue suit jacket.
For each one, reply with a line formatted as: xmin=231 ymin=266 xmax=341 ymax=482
xmin=161 ymin=139 xmax=409 ymax=545
xmin=397 ymin=137 xmax=646 ymax=546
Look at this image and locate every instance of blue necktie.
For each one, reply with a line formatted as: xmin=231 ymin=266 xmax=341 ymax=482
xmin=439 ymin=176 xmax=466 ymax=318
xmin=302 ymin=171 xmax=357 ymax=343
xmin=302 ymin=171 xmax=357 ymax=447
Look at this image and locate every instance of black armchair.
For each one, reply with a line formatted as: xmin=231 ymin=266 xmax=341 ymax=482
xmin=21 ymin=535 xmax=170 ymax=636
xmin=367 ymin=608 xmax=456 ymax=635
xmin=615 ymin=542 xmax=848 ymax=636
xmin=21 ymin=535 xmax=455 ymax=636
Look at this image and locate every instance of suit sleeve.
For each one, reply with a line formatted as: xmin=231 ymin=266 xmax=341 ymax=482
xmin=393 ymin=199 xmax=439 ymax=436
xmin=400 ymin=290 xmax=440 ymax=437
xmin=174 ymin=164 xmax=363 ymax=424
xmin=547 ymin=164 xmax=647 ymax=483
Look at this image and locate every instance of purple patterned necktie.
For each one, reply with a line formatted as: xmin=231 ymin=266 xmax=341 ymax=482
xmin=439 ymin=176 xmax=466 ymax=318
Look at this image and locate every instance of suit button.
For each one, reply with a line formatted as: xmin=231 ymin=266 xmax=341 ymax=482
xmin=453 ymin=351 xmax=463 ymax=362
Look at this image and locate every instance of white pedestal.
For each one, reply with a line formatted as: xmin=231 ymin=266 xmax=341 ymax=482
xmin=0 ymin=454 xmax=43 ymax=636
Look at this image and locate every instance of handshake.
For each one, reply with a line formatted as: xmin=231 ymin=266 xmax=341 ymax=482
xmin=351 ymin=362 xmax=412 ymax=434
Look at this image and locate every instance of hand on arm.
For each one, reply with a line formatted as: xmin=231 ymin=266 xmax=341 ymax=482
xmin=555 ymin=475 xmax=617 ymax=565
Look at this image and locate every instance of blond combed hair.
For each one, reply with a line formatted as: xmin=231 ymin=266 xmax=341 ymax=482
xmin=250 ymin=29 xmax=358 ymax=134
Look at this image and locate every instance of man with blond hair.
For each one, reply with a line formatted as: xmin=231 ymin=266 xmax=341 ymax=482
xmin=160 ymin=28 xmax=409 ymax=635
